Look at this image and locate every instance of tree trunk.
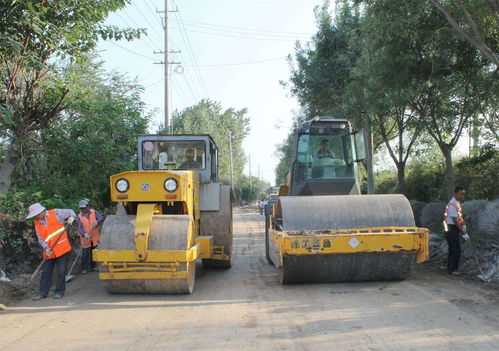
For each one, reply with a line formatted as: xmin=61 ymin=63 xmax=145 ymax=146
xmin=441 ymin=145 xmax=454 ymax=198
xmin=397 ymin=162 xmax=406 ymax=195
xmin=0 ymin=140 xmax=20 ymax=193
xmin=366 ymin=129 xmax=375 ymax=194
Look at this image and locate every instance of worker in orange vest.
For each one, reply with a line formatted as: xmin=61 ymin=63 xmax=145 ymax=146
xmin=443 ymin=186 xmax=469 ymax=275
xmin=77 ymin=199 xmax=104 ymax=274
xmin=26 ymin=203 xmax=76 ymax=300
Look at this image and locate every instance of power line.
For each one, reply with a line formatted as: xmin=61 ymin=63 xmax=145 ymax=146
xmin=117 ymin=11 xmax=161 ymax=51
xmin=132 ymin=1 xmax=164 ymax=43
xmin=169 ymin=18 xmax=311 ymax=39
xmin=144 ymin=0 xmax=165 ymax=28
xmin=185 ymin=56 xmax=287 ymax=67
xmin=169 ymin=25 xmax=303 ymax=42
xmin=108 ymin=41 xmax=156 ymax=61
xmin=172 ymin=74 xmax=193 ymax=106
xmin=144 ymin=77 xmax=163 ymax=88
xmin=171 ymin=0 xmax=209 ymax=98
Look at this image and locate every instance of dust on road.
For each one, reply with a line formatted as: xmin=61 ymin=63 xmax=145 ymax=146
xmin=1 ymin=210 xmax=498 ymax=351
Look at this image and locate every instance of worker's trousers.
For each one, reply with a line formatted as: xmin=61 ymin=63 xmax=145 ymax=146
xmin=445 ymin=225 xmax=461 ymax=273
xmin=81 ymin=245 xmax=96 ymax=271
xmin=39 ymin=252 xmax=68 ymax=297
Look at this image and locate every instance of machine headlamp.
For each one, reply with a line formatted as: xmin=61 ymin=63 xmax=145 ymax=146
xmin=164 ymin=178 xmax=178 ymax=192
xmin=116 ymin=178 xmax=129 ymax=193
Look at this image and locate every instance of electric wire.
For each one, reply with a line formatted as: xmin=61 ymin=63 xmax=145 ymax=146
xmin=132 ymin=1 xmax=165 ymax=43
xmin=172 ymin=8 xmax=207 ymax=99
xmin=117 ymin=11 xmax=161 ymax=51
xmin=172 ymin=74 xmax=193 ymax=106
xmin=170 ymin=18 xmax=312 ymax=36
xmin=185 ymin=56 xmax=287 ymax=67
xmin=109 ymin=41 xmax=157 ymax=61
xmin=171 ymin=0 xmax=209 ymax=98
xmin=169 ymin=18 xmax=311 ymax=39
xmin=169 ymin=25 xmax=303 ymax=42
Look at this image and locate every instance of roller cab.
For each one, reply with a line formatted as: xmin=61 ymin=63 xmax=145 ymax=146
xmin=266 ymin=117 xmax=429 ymax=284
xmin=93 ymin=135 xmax=232 ymax=294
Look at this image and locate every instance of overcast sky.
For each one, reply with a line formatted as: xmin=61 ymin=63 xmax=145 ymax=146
xmin=96 ymin=0 xmax=325 ymax=183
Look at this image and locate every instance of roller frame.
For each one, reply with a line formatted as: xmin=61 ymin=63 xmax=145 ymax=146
xmin=268 ymin=226 xmax=429 ymax=266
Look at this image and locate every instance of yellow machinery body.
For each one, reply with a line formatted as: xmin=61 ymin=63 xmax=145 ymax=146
xmin=93 ymin=135 xmax=232 ymax=294
xmin=264 ymin=116 xmax=430 ymax=283
xmin=94 ymin=170 xmax=227 ymax=277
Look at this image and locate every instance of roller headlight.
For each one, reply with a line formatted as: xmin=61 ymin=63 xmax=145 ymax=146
xmin=164 ymin=178 xmax=178 ymax=192
xmin=116 ymin=178 xmax=129 ymax=193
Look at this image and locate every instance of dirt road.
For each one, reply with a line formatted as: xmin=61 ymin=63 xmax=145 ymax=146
xmin=1 ymin=210 xmax=498 ymax=351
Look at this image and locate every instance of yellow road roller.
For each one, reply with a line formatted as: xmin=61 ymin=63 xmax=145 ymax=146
xmin=265 ymin=117 xmax=429 ymax=283
xmin=93 ymin=134 xmax=232 ymax=294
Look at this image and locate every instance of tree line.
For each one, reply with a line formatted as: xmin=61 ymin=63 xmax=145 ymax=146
xmin=277 ymin=0 xmax=497 ymax=200
xmin=0 ymin=0 xmax=257 ymax=216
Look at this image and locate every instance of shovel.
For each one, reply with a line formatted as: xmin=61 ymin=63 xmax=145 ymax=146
xmin=65 ymin=247 xmax=81 ymax=283
xmin=65 ymin=235 xmax=90 ymax=282
xmin=30 ymin=225 xmax=70 ymax=281
xmin=466 ymin=237 xmax=490 ymax=282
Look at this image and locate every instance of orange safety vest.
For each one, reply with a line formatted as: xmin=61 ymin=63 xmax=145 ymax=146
xmin=78 ymin=209 xmax=100 ymax=248
xmin=35 ymin=209 xmax=72 ymax=259
xmin=443 ymin=201 xmax=465 ymax=231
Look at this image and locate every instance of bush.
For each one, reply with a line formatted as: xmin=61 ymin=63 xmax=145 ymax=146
xmin=375 ymin=170 xmax=398 ymax=194
xmin=0 ymin=214 xmax=38 ymax=269
xmin=405 ymin=163 xmax=446 ymax=202
xmin=461 ymin=200 xmax=488 ymax=235
xmin=421 ymin=202 xmax=446 ymax=233
xmin=455 ymin=144 xmax=498 ymax=200
xmin=410 ymin=200 xmax=426 ymax=227
xmin=477 ymin=198 xmax=499 ymax=243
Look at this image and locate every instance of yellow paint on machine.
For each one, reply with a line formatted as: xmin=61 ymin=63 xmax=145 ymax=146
xmin=270 ymin=226 xmax=429 ymax=266
xmin=94 ymin=169 xmax=228 ymax=282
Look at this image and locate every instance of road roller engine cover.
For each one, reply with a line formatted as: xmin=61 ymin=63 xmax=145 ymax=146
xmin=93 ymin=134 xmax=233 ymax=294
xmin=265 ymin=117 xmax=429 ymax=284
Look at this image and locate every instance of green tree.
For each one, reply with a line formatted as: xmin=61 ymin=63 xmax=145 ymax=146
xmin=10 ymin=58 xmax=151 ymax=209
xmin=284 ymin=1 xmax=378 ymax=193
xmin=171 ymin=100 xmax=250 ymax=185
xmin=428 ymin=0 xmax=498 ymax=67
xmin=235 ymin=175 xmax=271 ymax=204
xmin=0 ymin=0 xmax=144 ymax=194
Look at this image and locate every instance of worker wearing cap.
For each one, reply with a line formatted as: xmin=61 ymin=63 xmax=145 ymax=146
xmin=443 ymin=186 xmax=469 ymax=275
xmin=26 ymin=203 xmax=76 ymax=300
xmin=77 ymin=200 xmax=104 ymax=274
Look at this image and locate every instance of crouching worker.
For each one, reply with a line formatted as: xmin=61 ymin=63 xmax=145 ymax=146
xmin=77 ymin=200 xmax=104 ymax=274
xmin=26 ymin=203 xmax=76 ymax=300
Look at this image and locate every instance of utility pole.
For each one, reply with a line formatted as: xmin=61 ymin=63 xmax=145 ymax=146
xmin=155 ymin=1 xmax=179 ymax=133
xmin=248 ymin=153 xmax=252 ymax=203
xmin=228 ymin=131 xmax=234 ymax=193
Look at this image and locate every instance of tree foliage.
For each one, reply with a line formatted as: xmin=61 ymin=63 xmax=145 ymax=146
xmin=279 ymin=0 xmax=497 ymax=197
xmin=0 ymin=0 xmax=144 ymax=193
xmin=3 ymin=58 xmax=150 ymax=211
xmin=171 ymin=100 xmax=250 ymax=185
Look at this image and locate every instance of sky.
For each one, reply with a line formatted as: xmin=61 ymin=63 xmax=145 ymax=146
xmin=96 ymin=0 xmax=325 ymax=184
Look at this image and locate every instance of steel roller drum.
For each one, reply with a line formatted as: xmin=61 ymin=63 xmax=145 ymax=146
xmin=99 ymin=215 xmax=195 ymax=294
xmin=278 ymin=194 xmax=417 ymax=283
xmin=279 ymin=194 xmax=415 ymax=230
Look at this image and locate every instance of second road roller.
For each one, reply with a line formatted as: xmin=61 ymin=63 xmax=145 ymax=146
xmin=93 ymin=134 xmax=232 ymax=294
xmin=265 ymin=116 xmax=429 ymax=283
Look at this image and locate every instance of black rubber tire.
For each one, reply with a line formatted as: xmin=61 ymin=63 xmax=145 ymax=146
xmin=264 ymin=204 xmax=273 ymax=265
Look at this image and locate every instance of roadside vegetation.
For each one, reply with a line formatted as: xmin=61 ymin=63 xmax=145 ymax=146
xmin=0 ymin=1 xmax=258 ymax=274
xmin=277 ymin=0 xmax=497 ymax=198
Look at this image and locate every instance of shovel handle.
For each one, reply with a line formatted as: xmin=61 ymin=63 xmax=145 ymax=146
xmin=30 ymin=224 xmax=71 ymax=281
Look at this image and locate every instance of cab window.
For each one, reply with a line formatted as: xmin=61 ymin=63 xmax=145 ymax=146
xmin=142 ymin=140 xmax=206 ymax=170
